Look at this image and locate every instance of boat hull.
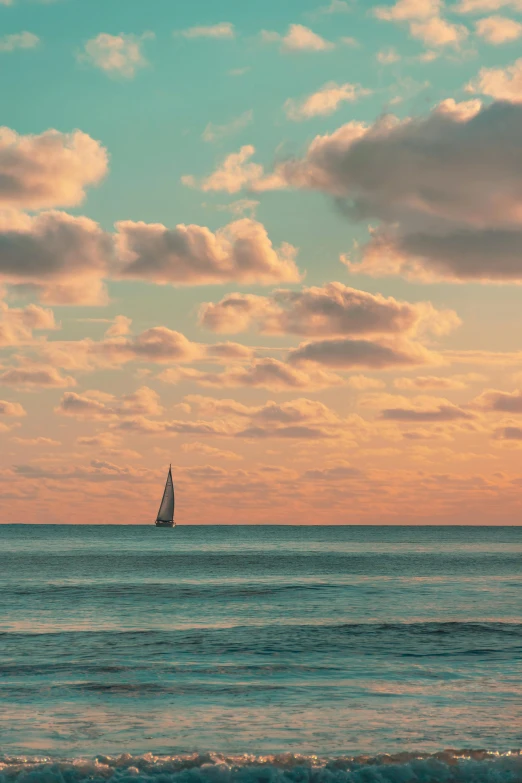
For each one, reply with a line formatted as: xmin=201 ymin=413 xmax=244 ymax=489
xmin=155 ymin=520 xmax=176 ymax=528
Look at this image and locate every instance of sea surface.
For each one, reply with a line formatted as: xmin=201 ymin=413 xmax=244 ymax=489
xmin=1 ymin=525 xmax=521 ymax=783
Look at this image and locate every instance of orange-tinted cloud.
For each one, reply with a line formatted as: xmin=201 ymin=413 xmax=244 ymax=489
xmin=288 ymin=336 xmax=439 ymax=369
xmin=0 ymin=128 xmax=108 ymax=209
xmin=115 ymin=218 xmax=301 ymax=285
xmin=199 ymin=283 xmax=460 ymax=337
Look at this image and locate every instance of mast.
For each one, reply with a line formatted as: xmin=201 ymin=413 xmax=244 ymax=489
xmin=156 ymin=464 xmax=175 ymax=524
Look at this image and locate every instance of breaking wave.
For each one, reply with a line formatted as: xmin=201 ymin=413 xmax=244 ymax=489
xmin=1 ymin=752 xmax=521 ymax=783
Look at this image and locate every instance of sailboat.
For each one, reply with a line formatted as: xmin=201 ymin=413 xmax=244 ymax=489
xmin=155 ymin=465 xmax=175 ymax=527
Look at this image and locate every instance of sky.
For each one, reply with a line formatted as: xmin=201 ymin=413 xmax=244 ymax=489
xmin=2 ymin=0 xmax=522 ymax=525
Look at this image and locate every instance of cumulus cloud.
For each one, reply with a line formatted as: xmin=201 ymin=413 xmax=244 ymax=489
xmin=262 ymin=24 xmax=334 ymax=52
xmin=199 ymin=283 xmax=460 ymax=337
xmin=0 ymin=128 xmax=108 ymax=209
xmin=198 ymin=283 xmax=460 ymax=338
xmin=374 ymin=0 xmax=467 ymax=48
xmin=115 ymin=217 xmax=301 ymax=285
xmin=0 ymin=210 xmax=111 ymax=304
xmin=79 ymin=32 xmax=153 ymax=78
xmin=202 ymin=110 xmax=253 ymax=143
xmin=159 ymin=358 xmax=344 ymax=392
xmin=184 ymin=394 xmax=360 ymax=440
xmin=180 ymin=23 xmax=235 ymax=39
xmin=380 ymin=401 xmax=474 ymax=421
xmin=254 ymin=99 xmax=522 ymax=282
xmin=472 ymin=388 xmax=522 ymax=412
xmin=284 ymin=82 xmax=371 ymax=121
xmin=374 ymin=0 xmax=442 ymax=21
xmin=0 ymin=31 xmax=39 ymax=52
xmin=470 ymin=58 xmax=522 ymax=102
xmin=288 ymin=337 xmax=440 ymax=370
xmin=475 ymin=15 xmax=522 ymax=42
xmin=0 ymin=365 xmax=76 ymax=388
xmin=0 ymin=299 xmax=57 ymax=346
xmin=56 ymin=386 xmax=164 ymax=420
xmin=0 ymin=399 xmax=26 ymax=417
xmin=182 ymin=145 xmax=263 ymax=193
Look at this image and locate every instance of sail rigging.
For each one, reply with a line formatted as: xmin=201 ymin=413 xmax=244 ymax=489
xmin=156 ymin=466 xmax=175 ymax=525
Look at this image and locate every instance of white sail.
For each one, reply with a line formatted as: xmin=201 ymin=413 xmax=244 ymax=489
xmin=156 ymin=467 xmax=175 ymax=523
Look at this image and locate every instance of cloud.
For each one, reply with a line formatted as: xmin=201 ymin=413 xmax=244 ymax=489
xmin=303 ymin=463 xmax=362 ymax=479
xmin=0 ymin=299 xmax=57 ymax=346
xmin=347 ymin=375 xmax=386 ymax=390
xmin=494 ymin=425 xmax=522 ymax=440
xmin=394 ymin=375 xmax=470 ymax=390
xmin=411 ymin=16 xmax=468 ymax=46
xmin=0 ymin=399 xmax=26 ymax=417
xmin=315 ymin=0 xmax=353 ymax=13
xmin=258 ymin=99 xmax=522 ymax=283
xmin=262 ymin=24 xmax=334 ymax=52
xmin=79 ymin=32 xmax=153 ymax=78
xmin=377 ymin=47 xmax=401 ymax=64
xmin=0 ymin=210 xmax=111 ymax=304
xmin=159 ymin=358 xmax=344 ymax=392
xmin=470 ymin=58 xmax=522 ymax=102
xmin=475 ymin=15 xmax=522 ymax=42
xmin=198 ymin=283 xmax=460 ymax=338
xmin=288 ymin=337 xmax=440 ymax=370
xmin=13 ymin=437 xmax=60 ymax=446
xmin=454 ymin=0 xmax=522 ymax=12
xmin=380 ymin=402 xmax=474 ymax=421
xmin=374 ymin=0 xmax=468 ymax=49
xmin=0 ymin=127 xmax=108 ymax=209
xmin=202 ymin=110 xmax=253 ymax=143
xmin=374 ymin=0 xmax=442 ymax=21
xmin=115 ymin=217 xmax=301 ymax=285
xmin=1 ymin=212 xmax=300 ymax=302
xmin=0 ymin=365 xmax=75 ymax=388
xmin=184 ymin=394 xmax=358 ymax=440
xmin=284 ymin=82 xmax=371 ymax=121
xmin=0 ymin=31 xmax=39 ymax=52
xmin=182 ymin=145 xmax=264 ymax=194
xmin=56 ymin=386 xmax=164 ymax=420
xmin=105 ymin=315 xmax=132 ymax=338
xmin=180 ymin=23 xmax=235 ymax=39
xmin=472 ymin=388 xmax=522 ymax=412
xmin=181 ymin=442 xmax=242 ymax=460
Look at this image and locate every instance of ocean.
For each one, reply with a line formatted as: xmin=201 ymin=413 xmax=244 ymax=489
xmin=1 ymin=525 xmax=521 ymax=783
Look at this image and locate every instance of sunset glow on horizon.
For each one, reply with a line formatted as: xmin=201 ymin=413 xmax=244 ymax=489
xmin=2 ymin=0 xmax=522 ymax=525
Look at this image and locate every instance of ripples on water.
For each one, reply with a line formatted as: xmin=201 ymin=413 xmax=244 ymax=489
xmin=0 ymin=525 xmax=521 ymax=765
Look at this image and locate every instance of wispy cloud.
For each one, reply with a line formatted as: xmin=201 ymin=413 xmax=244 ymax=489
xmin=179 ymin=22 xmax=235 ymax=39
xmin=202 ymin=110 xmax=253 ymax=143
xmin=0 ymin=31 xmax=39 ymax=52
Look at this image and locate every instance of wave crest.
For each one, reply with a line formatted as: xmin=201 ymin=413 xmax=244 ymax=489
xmin=1 ymin=751 xmax=521 ymax=783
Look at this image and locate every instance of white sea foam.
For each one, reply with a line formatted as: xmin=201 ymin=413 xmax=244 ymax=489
xmin=1 ymin=752 xmax=521 ymax=783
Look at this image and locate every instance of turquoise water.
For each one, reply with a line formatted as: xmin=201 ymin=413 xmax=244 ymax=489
xmin=0 ymin=525 xmax=521 ymax=779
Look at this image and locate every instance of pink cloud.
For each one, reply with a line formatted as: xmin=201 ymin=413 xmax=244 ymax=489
xmin=79 ymin=32 xmax=153 ymax=78
xmin=284 ymin=82 xmax=371 ymax=121
xmin=0 ymin=128 xmax=108 ymax=209
xmin=262 ymin=24 xmax=334 ymax=52
xmin=115 ymin=218 xmax=301 ymax=285
xmin=199 ymin=283 xmax=460 ymax=337
xmin=159 ymin=358 xmax=344 ymax=392
xmin=288 ymin=337 xmax=440 ymax=369
xmin=475 ymin=15 xmax=522 ymax=42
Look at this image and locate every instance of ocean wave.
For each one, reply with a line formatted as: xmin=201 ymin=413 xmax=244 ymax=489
xmin=1 ymin=752 xmax=522 ymax=783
